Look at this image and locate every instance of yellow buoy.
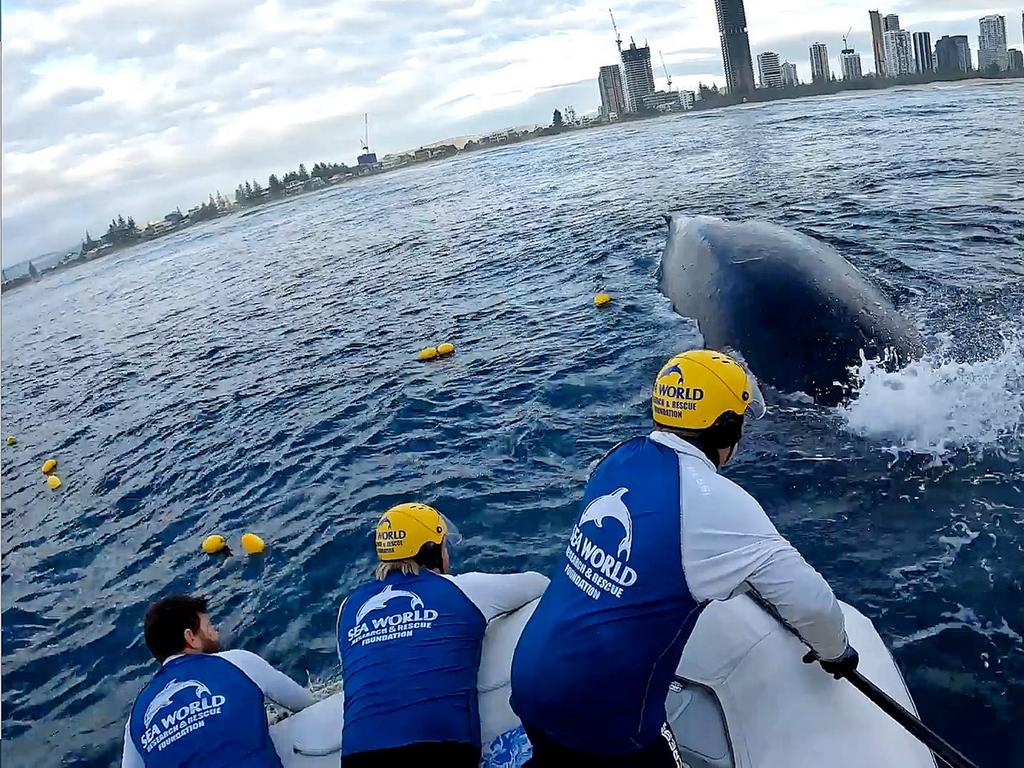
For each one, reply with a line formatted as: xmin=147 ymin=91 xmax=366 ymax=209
xmin=202 ymin=534 xmax=228 ymax=554
xmin=594 ymin=293 xmax=612 ymax=307
xmin=47 ymin=475 xmax=62 ymax=490
xmin=42 ymin=459 xmax=58 ymax=475
xmin=241 ymin=533 xmax=266 ymax=555
xmin=6 ymin=435 xmax=16 ymax=446
xmin=418 ymin=346 xmax=439 ymax=361
xmin=437 ymin=342 xmax=456 ymax=356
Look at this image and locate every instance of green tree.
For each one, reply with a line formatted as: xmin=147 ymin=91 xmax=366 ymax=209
xmin=268 ymin=174 xmax=284 ymax=193
xmin=244 ymin=181 xmax=253 ymax=199
xmin=298 ymin=163 xmax=309 ymax=181
xmin=552 ymin=109 xmax=563 ymax=128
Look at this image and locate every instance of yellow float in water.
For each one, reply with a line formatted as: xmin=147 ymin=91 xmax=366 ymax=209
xmin=594 ymin=293 xmax=612 ymax=307
xmin=42 ymin=458 xmax=58 ymax=475
xmin=241 ymin=533 xmax=266 ymax=555
xmin=418 ymin=346 xmax=439 ymax=361
xmin=47 ymin=475 xmax=62 ymax=490
xmin=202 ymin=534 xmax=228 ymax=554
xmin=437 ymin=342 xmax=456 ymax=356
xmin=7 ymin=436 xmax=16 ymax=446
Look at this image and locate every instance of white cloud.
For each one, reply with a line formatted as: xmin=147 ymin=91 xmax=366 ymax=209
xmin=2 ymin=0 xmax=1020 ymax=264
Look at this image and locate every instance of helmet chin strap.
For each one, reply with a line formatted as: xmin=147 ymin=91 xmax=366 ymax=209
xmin=718 ymin=442 xmax=738 ymax=468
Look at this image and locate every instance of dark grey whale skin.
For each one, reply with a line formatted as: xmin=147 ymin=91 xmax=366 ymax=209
xmin=660 ymin=215 xmax=923 ymax=405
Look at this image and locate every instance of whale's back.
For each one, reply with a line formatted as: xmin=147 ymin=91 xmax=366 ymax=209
xmin=660 ymin=216 xmax=922 ymax=403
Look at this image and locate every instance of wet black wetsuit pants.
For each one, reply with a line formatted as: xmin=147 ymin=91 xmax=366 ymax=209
xmin=522 ymin=722 xmax=684 ymax=768
xmin=341 ymin=741 xmax=480 ymax=767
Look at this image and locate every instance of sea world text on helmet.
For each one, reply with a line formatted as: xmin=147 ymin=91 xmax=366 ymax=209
xmin=565 ymin=524 xmax=638 ymax=600
xmin=652 ymin=384 xmax=704 ymax=421
xmin=375 ymin=528 xmax=407 ymax=555
xmin=140 ymin=687 xmax=226 ymax=753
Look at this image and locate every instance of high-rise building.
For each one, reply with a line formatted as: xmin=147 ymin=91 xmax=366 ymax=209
xmin=757 ymin=51 xmax=783 ymax=87
xmin=781 ymin=61 xmax=799 ymax=86
xmin=1009 ymin=48 xmax=1024 ymax=71
xmin=977 ymin=15 xmax=1008 ymax=72
xmin=714 ymin=0 xmax=756 ymax=94
xmin=869 ymin=10 xmax=887 ymax=76
xmin=912 ymin=31 xmax=934 ymax=74
xmin=883 ymin=30 xmax=914 ymax=77
xmin=883 ymin=13 xmax=900 ymax=32
xmin=598 ymin=65 xmax=627 ymax=119
xmin=621 ymin=39 xmax=656 ymax=113
xmin=935 ymin=35 xmax=972 ymax=74
xmin=840 ymin=49 xmax=863 ymax=80
xmin=809 ymin=42 xmax=830 ymax=83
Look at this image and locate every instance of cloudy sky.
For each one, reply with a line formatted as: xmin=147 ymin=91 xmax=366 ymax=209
xmin=2 ymin=0 xmax=1020 ymax=265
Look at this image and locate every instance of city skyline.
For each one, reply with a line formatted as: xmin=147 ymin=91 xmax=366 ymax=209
xmin=3 ymin=0 xmax=1024 ymax=264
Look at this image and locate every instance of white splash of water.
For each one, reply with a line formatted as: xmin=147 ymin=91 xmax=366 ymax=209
xmin=839 ymin=330 xmax=1024 ymax=457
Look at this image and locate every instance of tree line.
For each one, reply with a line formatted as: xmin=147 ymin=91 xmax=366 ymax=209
xmin=234 ymin=160 xmax=354 ymax=204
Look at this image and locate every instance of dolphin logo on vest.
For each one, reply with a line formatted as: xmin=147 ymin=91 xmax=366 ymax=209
xmin=143 ymin=679 xmax=213 ymax=728
xmin=579 ymin=488 xmax=633 ymax=560
xmin=355 ymin=584 xmax=425 ymax=625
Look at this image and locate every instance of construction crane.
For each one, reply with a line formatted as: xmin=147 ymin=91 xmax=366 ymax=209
xmin=361 ymin=112 xmax=370 ymax=153
xmin=660 ymin=50 xmax=673 ymax=89
xmin=609 ymin=8 xmax=622 ymax=54
xmin=842 ymin=26 xmax=852 ymax=50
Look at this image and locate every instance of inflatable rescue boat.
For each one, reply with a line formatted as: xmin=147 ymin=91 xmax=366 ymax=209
xmin=271 ymin=594 xmax=937 ymax=767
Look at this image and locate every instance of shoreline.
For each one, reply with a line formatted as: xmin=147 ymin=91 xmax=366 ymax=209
xmin=4 ymin=72 xmax=1021 ymax=292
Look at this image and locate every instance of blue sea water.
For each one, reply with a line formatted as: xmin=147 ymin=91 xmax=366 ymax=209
xmin=2 ymin=80 xmax=1023 ymax=766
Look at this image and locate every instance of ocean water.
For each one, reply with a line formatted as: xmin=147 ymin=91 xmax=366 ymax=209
xmin=2 ymin=80 xmax=1023 ymax=766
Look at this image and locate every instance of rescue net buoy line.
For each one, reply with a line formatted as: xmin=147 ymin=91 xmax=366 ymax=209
xmin=743 ymin=594 xmax=979 ymax=768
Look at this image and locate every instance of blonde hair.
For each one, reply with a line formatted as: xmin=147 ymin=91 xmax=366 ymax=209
xmin=375 ymin=559 xmax=422 ymax=580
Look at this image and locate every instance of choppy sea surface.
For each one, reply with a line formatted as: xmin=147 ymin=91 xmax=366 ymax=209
xmin=3 ymin=80 xmax=1023 ymax=766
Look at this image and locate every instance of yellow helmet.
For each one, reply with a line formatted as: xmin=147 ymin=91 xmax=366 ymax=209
xmin=375 ymin=503 xmax=460 ymax=562
xmin=651 ymin=349 xmax=765 ymax=431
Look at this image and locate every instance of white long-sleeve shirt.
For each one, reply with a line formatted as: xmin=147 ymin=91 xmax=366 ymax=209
xmin=336 ymin=570 xmax=549 ymax=634
xmin=649 ymin=430 xmax=849 ymax=661
xmin=442 ymin=571 xmax=549 ymax=622
xmin=121 ymin=649 xmax=314 ymax=768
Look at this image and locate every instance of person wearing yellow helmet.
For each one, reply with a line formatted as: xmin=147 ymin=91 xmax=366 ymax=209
xmin=336 ymin=502 xmax=548 ymax=768
xmin=512 ymin=349 xmax=855 ymax=766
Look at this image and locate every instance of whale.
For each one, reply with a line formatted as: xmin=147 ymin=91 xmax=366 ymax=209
xmin=659 ymin=215 xmax=923 ymax=404
xmin=578 ymin=488 xmax=633 ymax=560
xmin=354 ymin=585 xmax=424 ymax=625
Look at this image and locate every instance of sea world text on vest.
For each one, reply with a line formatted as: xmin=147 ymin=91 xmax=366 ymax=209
xmin=347 ymin=608 xmax=440 ymax=646
xmin=139 ymin=693 xmax=227 ymax=752
xmin=566 ymin=524 xmax=638 ymax=599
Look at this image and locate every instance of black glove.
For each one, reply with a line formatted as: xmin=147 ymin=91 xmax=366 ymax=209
xmin=803 ymin=645 xmax=859 ymax=679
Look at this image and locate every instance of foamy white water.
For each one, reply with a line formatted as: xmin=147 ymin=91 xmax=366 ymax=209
xmin=840 ymin=331 xmax=1024 ymax=456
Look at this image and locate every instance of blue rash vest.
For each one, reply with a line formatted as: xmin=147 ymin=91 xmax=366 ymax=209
xmin=511 ymin=436 xmax=702 ymax=754
xmin=128 ymin=653 xmax=281 ymax=767
xmin=337 ymin=570 xmax=487 ymax=756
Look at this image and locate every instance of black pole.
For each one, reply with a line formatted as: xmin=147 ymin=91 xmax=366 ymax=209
xmin=841 ymin=668 xmax=978 ymax=768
